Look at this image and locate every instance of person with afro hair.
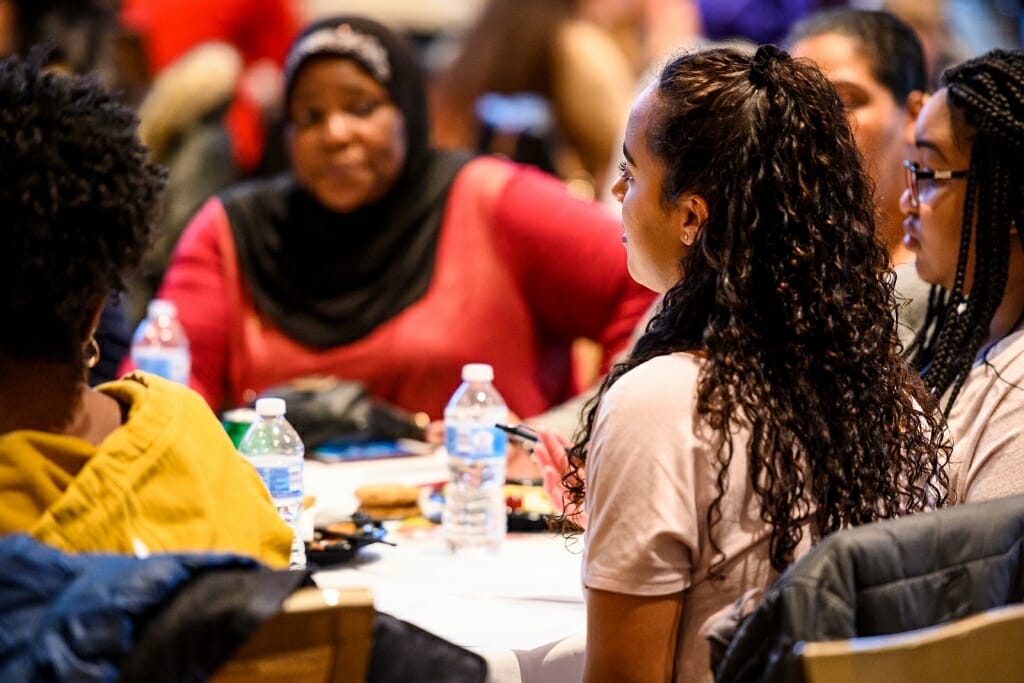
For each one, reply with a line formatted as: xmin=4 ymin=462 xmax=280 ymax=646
xmin=0 ymin=52 xmax=292 ymax=567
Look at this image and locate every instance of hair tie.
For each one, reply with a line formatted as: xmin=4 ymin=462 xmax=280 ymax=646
xmin=749 ymin=44 xmax=788 ymax=89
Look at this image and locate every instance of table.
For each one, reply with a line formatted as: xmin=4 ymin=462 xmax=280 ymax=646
xmin=303 ymin=453 xmax=587 ymax=655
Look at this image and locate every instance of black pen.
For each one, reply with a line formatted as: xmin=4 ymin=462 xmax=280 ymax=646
xmin=495 ymin=423 xmax=540 ymax=444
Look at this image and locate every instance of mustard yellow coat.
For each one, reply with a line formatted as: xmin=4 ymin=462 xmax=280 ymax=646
xmin=0 ymin=372 xmax=291 ymax=567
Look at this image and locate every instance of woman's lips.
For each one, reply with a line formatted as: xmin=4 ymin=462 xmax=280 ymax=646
xmin=902 ymin=218 xmax=920 ymax=250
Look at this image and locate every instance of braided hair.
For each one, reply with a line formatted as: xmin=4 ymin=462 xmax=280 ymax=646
xmin=909 ymin=49 xmax=1024 ymax=415
xmin=563 ymin=46 xmax=949 ymax=573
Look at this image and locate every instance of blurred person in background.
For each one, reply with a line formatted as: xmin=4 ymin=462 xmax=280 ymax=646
xmin=0 ymin=0 xmax=121 ymax=85
xmin=125 ymin=42 xmax=244 ymax=325
xmin=855 ymin=0 xmax=968 ymax=86
xmin=788 ymin=8 xmax=931 ymax=348
xmin=901 ymin=48 xmax=1024 ymax=502
xmin=119 ymin=0 xmax=302 ymax=173
xmin=0 ymin=53 xmax=291 ymax=566
xmin=431 ymin=0 xmax=635 ymax=197
xmin=150 ymin=16 xmax=654 ymax=426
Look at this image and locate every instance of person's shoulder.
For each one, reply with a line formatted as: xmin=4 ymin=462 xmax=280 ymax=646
xmin=603 ymin=352 xmax=702 ymax=414
xmin=620 ymin=352 xmax=703 ymax=387
xmin=102 ymin=372 xmax=216 ymax=417
xmin=447 ymin=156 xmax=526 ymax=208
xmin=454 ymin=155 xmax=517 ymax=186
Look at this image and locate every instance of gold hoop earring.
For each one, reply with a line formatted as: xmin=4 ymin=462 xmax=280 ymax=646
xmin=84 ymin=337 xmax=100 ymax=369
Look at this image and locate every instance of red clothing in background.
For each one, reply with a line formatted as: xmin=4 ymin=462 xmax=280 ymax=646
xmin=152 ymin=157 xmax=655 ymax=418
xmin=121 ymin=0 xmax=298 ymax=72
xmin=120 ymin=0 xmax=300 ymax=170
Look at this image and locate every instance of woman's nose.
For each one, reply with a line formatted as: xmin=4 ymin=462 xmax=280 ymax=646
xmin=324 ymin=111 xmax=354 ymax=143
xmin=898 ymin=186 xmax=917 ymax=216
xmin=611 ymin=175 xmax=626 ymax=204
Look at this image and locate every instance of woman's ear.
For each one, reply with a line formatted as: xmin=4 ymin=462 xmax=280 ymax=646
xmin=83 ymin=296 xmax=107 ymax=342
xmin=904 ymin=90 xmax=927 ymax=145
xmin=678 ymin=194 xmax=708 ymax=246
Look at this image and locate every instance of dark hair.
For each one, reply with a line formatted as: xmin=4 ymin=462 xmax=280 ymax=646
xmin=787 ymin=8 xmax=928 ymax=102
xmin=0 ymin=53 xmax=166 ymax=370
xmin=8 ymin=0 xmax=120 ymax=79
xmin=564 ymin=46 xmax=950 ymax=573
xmin=431 ymin=0 xmax=585 ymax=170
xmin=435 ymin=0 xmax=574 ymax=106
xmin=910 ymin=49 xmax=1024 ymax=415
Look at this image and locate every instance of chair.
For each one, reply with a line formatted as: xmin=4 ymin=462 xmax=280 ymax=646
xmin=798 ymin=602 xmax=1024 ymax=682
xmin=713 ymin=494 xmax=1024 ymax=683
xmin=210 ymin=586 xmax=375 ymax=683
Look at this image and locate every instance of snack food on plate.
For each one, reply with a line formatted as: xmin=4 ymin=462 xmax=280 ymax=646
xmin=354 ymin=483 xmax=421 ymax=519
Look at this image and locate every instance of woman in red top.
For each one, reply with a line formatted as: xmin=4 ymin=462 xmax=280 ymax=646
xmin=153 ymin=15 xmax=654 ymax=420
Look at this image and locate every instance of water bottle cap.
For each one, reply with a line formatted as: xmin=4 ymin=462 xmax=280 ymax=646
xmin=461 ymin=363 xmax=494 ymax=382
xmin=254 ymin=397 xmax=287 ymax=417
xmin=147 ymin=299 xmax=178 ymax=319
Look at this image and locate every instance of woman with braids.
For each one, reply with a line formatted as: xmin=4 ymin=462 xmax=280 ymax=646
xmin=901 ymin=48 xmax=1024 ymax=502
xmin=530 ymin=46 xmax=949 ymax=682
xmin=0 ymin=53 xmax=291 ymax=566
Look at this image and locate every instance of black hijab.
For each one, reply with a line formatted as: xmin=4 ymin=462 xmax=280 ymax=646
xmin=222 ymin=16 xmax=470 ymax=349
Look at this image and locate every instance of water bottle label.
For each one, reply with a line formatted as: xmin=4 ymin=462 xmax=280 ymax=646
xmin=132 ymin=348 xmax=190 ymax=384
xmin=254 ymin=464 xmax=303 ymax=499
xmin=445 ymin=425 xmax=507 ymax=460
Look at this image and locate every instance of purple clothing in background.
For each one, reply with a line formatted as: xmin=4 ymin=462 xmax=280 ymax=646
xmin=699 ymin=0 xmax=846 ymax=45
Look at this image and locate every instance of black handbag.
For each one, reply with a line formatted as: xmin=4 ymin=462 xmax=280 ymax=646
xmin=257 ymin=376 xmax=428 ymax=451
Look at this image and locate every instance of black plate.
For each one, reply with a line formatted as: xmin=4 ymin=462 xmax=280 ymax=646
xmin=305 ymin=514 xmax=391 ymax=568
xmin=507 ymin=510 xmax=551 ymax=532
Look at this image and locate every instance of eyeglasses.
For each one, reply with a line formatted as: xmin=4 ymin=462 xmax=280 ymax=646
xmin=903 ymin=160 xmax=969 ymax=208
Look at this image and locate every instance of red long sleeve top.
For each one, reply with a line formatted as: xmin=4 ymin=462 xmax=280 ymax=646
xmin=152 ymin=157 xmax=655 ymax=418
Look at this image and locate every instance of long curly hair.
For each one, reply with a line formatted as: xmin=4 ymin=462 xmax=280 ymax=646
xmin=564 ymin=47 xmax=950 ymax=573
xmin=0 ymin=52 xmax=166 ymax=382
xmin=908 ymin=49 xmax=1024 ymax=415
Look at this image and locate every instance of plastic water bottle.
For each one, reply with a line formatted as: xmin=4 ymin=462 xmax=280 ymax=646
xmin=238 ymin=398 xmax=306 ymax=569
xmin=443 ymin=363 xmax=509 ymax=552
xmin=131 ymin=299 xmax=190 ymax=384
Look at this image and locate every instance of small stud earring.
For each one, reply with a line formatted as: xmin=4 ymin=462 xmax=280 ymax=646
xmin=681 ymin=231 xmax=694 ymax=246
xmin=84 ymin=337 xmax=100 ymax=369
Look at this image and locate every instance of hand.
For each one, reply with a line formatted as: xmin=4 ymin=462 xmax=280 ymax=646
xmin=532 ymin=428 xmax=587 ymax=528
xmin=425 ymin=419 xmax=445 ymax=445
xmin=507 ymin=438 xmax=542 ymax=481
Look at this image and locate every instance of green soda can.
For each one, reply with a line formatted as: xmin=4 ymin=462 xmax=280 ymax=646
xmin=222 ymin=408 xmax=258 ymax=449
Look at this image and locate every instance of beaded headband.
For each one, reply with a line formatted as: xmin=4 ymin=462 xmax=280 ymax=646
xmin=284 ymin=23 xmax=391 ymax=86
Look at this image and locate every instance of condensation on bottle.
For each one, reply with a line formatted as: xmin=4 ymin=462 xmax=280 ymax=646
xmin=130 ymin=299 xmax=191 ymax=384
xmin=238 ymin=397 xmax=306 ymax=569
xmin=443 ymin=363 xmax=509 ymax=552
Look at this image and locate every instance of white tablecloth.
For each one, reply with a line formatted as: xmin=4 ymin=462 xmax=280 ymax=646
xmin=304 ymin=454 xmax=587 ymax=653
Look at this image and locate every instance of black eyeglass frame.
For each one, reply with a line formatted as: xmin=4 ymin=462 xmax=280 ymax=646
xmin=903 ymin=160 xmax=969 ymax=208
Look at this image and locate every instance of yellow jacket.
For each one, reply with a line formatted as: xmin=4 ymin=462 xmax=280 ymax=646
xmin=0 ymin=372 xmax=291 ymax=567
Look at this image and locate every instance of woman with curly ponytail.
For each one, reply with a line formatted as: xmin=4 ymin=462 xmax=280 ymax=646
xmin=901 ymin=48 xmax=1024 ymax=502
xmin=532 ymin=45 xmax=949 ymax=682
